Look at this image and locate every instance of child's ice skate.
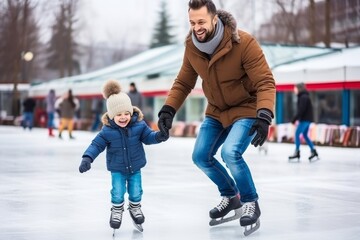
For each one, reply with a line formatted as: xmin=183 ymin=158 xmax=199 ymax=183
xmin=209 ymin=195 xmax=242 ymax=226
xmin=110 ymin=203 xmax=124 ymax=236
xmin=240 ymin=201 xmax=261 ymax=236
xmin=128 ymin=202 xmax=145 ymax=232
xmin=308 ymin=149 xmax=320 ymax=162
xmin=288 ymin=150 xmax=300 ymax=162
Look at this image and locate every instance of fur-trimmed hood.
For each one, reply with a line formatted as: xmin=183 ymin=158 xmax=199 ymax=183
xmin=186 ymin=9 xmax=240 ymax=43
xmin=101 ymin=106 xmax=144 ymax=126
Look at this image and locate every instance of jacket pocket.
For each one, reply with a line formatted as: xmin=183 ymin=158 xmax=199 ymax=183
xmin=221 ymin=79 xmax=251 ymax=106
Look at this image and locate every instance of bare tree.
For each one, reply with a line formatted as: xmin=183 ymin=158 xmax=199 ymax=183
xmin=0 ymin=0 xmax=39 ymax=116
xmin=308 ymin=0 xmax=316 ymax=45
xmin=324 ymin=0 xmax=331 ymax=47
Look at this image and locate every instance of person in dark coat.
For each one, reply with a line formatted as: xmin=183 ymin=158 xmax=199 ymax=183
xmin=289 ymin=82 xmax=319 ymax=162
xmin=22 ymin=97 xmax=36 ymax=130
xmin=127 ymin=82 xmax=143 ymax=111
xmin=78 ymin=79 xmax=169 ymax=232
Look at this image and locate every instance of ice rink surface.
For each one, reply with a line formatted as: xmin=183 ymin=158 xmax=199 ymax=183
xmin=0 ymin=126 xmax=360 ymax=240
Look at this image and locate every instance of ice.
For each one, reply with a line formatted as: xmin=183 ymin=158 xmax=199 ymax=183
xmin=0 ymin=126 xmax=360 ymax=240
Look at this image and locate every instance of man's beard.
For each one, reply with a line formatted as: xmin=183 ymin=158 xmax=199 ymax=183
xmin=193 ymin=22 xmax=216 ymax=42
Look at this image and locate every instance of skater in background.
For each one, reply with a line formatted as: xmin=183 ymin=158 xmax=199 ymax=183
xmin=90 ymin=99 xmax=103 ymax=132
xmin=127 ymin=82 xmax=143 ymax=111
xmin=55 ymin=89 xmax=79 ymax=139
xmin=79 ymin=79 xmax=169 ymax=233
xmin=157 ymin=0 xmax=275 ymax=236
xmin=289 ymin=82 xmax=319 ymax=162
xmin=45 ymin=89 xmax=56 ymax=137
xmin=22 ymin=96 xmax=36 ymax=130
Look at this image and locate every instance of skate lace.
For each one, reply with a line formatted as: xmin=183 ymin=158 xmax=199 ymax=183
xmin=242 ymin=202 xmax=255 ymax=217
xmin=216 ymin=197 xmax=230 ymax=211
xmin=112 ymin=208 xmax=123 ymax=222
xmin=130 ymin=206 xmax=143 ymax=218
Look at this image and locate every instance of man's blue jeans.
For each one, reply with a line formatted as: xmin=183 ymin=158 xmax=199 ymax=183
xmin=111 ymin=170 xmax=143 ymax=204
xmin=295 ymin=121 xmax=315 ymax=151
xmin=192 ymin=117 xmax=258 ymax=203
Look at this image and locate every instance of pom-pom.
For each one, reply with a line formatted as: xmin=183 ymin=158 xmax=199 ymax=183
xmin=102 ymin=79 xmax=121 ymax=99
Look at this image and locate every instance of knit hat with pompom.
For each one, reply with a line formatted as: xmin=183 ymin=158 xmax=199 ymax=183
xmin=102 ymin=79 xmax=133 ymax=119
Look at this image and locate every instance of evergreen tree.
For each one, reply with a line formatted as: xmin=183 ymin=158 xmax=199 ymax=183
xmin=150 ymin=1 xmax=175 ymax=49
xmin=46 ymin=0 xmax=80 ymax=78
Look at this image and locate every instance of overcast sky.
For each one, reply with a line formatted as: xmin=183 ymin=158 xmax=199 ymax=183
xmin=78 ymin=0 xmax=190 ymax=47
xmin=38 ymin=0 xmax=273 ymax=48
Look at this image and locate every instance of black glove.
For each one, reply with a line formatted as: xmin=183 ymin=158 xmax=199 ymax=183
xmin=156 ymin=130 xmax=169 ymax=142
xmin=158 ymin=105 xmax=176 ymax=133
xmin=79 ymin=156 xmax=93 ymax=173
xmin=249 ymin=109 xmax=273 ymax=147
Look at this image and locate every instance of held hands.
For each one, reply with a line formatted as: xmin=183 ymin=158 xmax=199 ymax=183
xmin=79 ymin=156 xmax=93 ymax=173
xmin=156 ymin=129 xmax=169 ymax=142
xmin=157 ymin=105 xmax=176 ymax=133
xmin=249 ymin=109 xmax=273 ymax=147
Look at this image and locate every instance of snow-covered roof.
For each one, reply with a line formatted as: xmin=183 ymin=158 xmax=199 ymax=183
xmin=273 ymin=46 xmax=360 ymax=84
xmin=29 ymin=44 xmax=342 ymax=97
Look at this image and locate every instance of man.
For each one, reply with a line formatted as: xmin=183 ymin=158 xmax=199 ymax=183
xmin=157 ymin=0 xmax=275 ymax=236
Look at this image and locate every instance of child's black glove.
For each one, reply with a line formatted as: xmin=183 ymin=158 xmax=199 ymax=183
xmin=156 ymin=129 xmax=169 ymax=142
xmin=79 ymin=156 xmax=92 ymax=173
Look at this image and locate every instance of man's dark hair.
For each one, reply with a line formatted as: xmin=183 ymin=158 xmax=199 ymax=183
xmin=188 ymin=0 xmax=217 ymax=16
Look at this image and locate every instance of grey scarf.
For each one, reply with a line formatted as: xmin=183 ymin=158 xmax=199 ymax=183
xmin=192 ymin=19 xmax=224 ymax=55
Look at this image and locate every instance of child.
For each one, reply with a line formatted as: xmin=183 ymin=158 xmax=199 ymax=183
xmin=79 ymin=79 xmax=169 ymax=232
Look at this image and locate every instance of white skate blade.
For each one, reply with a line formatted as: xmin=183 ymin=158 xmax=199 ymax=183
xmin=288 ymin=158 xmax=300 ymax=163
xmin=132 ymin=221 xmax=143 ymax=232
xmin=243 ymin=219 xmax=260 ymax=236
xmin=309 ymin=157 xmax=320 ymax=163
xmin=112 ymin=229 xmax=116 ymax=238
xmin=209 ymin=208 xmax=242 ymax=226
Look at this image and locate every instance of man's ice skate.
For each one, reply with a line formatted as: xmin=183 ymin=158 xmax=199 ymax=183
xmin=128 ymin=202 xmax=145 ymax=232
xmin=110 ymin=203 xmax=124 ymax=236
xmin=308 ymin=149 xmax=320 ymax=162
xmin=209 ymin=195 xmax=242 ymax=226
xmin=240 ymin=201 xmax=261 ymax=236
xmin=288 ymin=150 xmax=300 ymax=162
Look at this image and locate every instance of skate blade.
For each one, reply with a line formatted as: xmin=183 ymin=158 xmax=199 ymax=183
xmin=132 ymin=222 xmax=143 ymax=232
xmin=288 ymin=158 xmax=300 ymax=163
xmin=209 ymin=208 xmax=242 ymax=226
xmin=243 ymin=219 xmax=260 ymax=236
xmin=309 ymin=157 xmax=320 ymax=163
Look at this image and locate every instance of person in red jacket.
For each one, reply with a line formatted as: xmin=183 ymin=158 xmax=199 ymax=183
xmin=157 ymin=0 xmax=275 ymax=236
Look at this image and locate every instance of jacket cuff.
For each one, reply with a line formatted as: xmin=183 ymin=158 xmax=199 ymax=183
xmin=82 ymin=155 xmax=94 ymax=163
xmin=257 ymin=108 xmax=272 ymax=125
